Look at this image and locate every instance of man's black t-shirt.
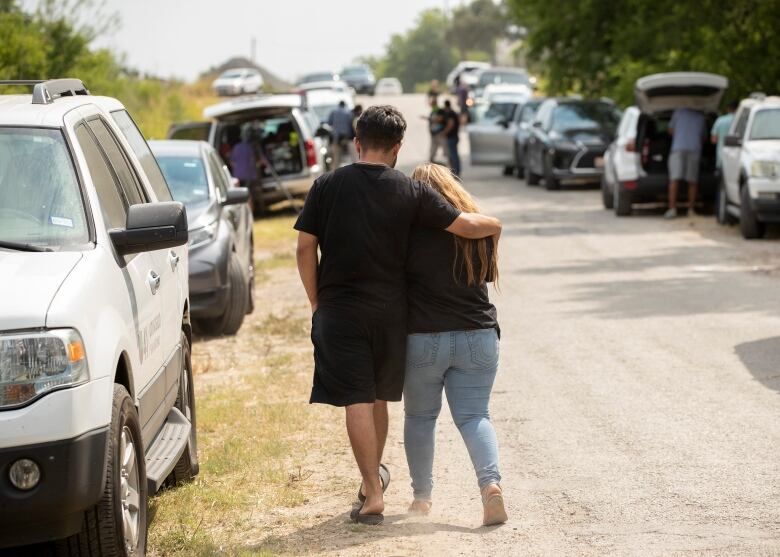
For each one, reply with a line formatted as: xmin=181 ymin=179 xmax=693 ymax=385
xmin=444 ymin=107 xmax=460 ymax=138
xmin=407 ymin=226 xmax=498 ymax=335
xmin=294 ymin=163 xmax=461 ymax=316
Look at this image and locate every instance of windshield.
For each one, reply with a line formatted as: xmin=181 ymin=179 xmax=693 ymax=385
xmin=750 ymin=109 xmax=780 ymax=140
xmin=221 ymin=70 xmax=245 ymax=79
xmin=552 ymin=103 xmax=620 ymax=133
xmin=479 ymin=102 xmax=518 ymax=122
xmin=0 ymin=128 xmax=89 ymax=250
xmin=478 ymin=71 xmax=530 ymax=88
xmin=300 ymin=73 xmax=334 ymax=84
xmin=342 ymin=67 xmax=369 ymax=77
xmin=155 ymin=156 xmax=211 ymax=208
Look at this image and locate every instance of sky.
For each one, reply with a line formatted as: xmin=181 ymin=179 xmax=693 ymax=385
xmin=81 ymin=0 xmax=453 ymax=83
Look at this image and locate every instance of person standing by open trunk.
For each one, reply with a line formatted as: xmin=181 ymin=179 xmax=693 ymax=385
xmin=294 ymin=105 xmax=501 ymax=525
xmin=665 ymin=107 xmax=707 ymax=219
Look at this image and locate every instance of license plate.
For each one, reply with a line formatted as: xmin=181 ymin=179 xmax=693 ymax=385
xmin=594 ymin=156 xmax=605 ymax=168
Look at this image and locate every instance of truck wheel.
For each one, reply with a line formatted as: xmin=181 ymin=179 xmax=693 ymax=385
xmin=524 ymin=164 xmax=540 ymax=186
xmin=716 ymin=179 xmax=735 ymax=225
xmin=167 ymin=333 xmax=198 ymax=485
xmin=198 ymin=253 xmax=248 ymax=336
xmin=601 ymin=174 xmax=614 ymax=209
xmin=55 ymin=385 xmax=147 ymax=557
xmin=740 ymin=185 xmax=766 ymax=239
xmin=614 ymin=185 xmax=632 ymax=216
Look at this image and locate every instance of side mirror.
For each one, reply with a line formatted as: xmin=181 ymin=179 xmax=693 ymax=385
xmin=724 ymin=135 xmax=742 ymax=147
xmin=109 ymin=201 xmax=188 ymax=256
xmin=223 ymin=188 xmax=250 ymax=205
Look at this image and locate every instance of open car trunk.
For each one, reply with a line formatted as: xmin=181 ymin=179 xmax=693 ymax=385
xmin=634 ymin=72 xmax=728 ymax=115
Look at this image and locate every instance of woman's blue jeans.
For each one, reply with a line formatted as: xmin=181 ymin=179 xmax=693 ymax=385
xmin=403 ymin=328 xmax=501 ymax=501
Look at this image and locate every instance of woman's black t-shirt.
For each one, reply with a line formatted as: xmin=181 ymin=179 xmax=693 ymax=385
xmin=406 ymin=225 xmax=499 ymax=335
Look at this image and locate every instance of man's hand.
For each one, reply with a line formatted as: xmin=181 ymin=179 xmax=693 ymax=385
xmin=296 ymin=231 xmax=319 ymax=312
xmin=446 ymin=212 xmax=502 ymax=239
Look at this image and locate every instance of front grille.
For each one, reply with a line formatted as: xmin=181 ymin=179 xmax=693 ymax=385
xmin=573 ymin=148 xmax=606 ymax=170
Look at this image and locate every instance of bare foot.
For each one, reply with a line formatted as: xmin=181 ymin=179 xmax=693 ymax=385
xmin=481 ymin=484 xmax=508 ymax=526
xmin=360 ymin=494 xmax=385 ymax=516
xmin=408 ymin=499 xmax=432 ymax=516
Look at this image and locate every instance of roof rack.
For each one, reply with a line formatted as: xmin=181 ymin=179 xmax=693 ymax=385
xmin=0 ymin=78 xmax=89 ymax=104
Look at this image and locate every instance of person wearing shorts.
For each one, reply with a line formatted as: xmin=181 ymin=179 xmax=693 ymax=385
xmin=294 ymin=105 xmax=502 ymax=524
xmin=665 ymin=108 xmax=707 ymax=219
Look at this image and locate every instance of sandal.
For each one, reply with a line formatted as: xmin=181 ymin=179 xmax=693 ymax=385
xmin=350 ymin=503 xmax=384 ymax=525
xmin=408 ymin=499 xmax=432 ymax=516
xmin=357 ymin=463 xmax=390 ymax=503
xmin=481 ymin=484 xmax=508 ymax=526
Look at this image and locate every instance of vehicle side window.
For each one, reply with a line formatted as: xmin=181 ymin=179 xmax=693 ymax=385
xmin=75 ymin=124 xmax=127 ymax=230
xmin=111 ymin=110 xmax=173 ymax=202
xmin=207 ymin=151 xmax=229 ymax=200
xmin=733 ymin=108 xmax=750 ymax=138
xmin=87 ymin=118 xmax=146 ymax=206
xmin=520 ymin=106 xmax=534 ymax=123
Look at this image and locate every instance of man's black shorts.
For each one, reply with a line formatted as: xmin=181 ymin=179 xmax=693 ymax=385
xmin=309 ymin=308 xmax=406 ymax=406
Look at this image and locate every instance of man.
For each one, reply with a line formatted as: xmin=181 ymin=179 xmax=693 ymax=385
xmin=327 ymin=100 xmax=355 ymax=168
xmin=294 ymin=105 xmax=501 ymax=525
xmin=665 ymin=107 xmax=707 ymax=219
xmin=427 ymin=98 xmax=446 ymax=163
xmin=442 ymin=99 xmax=461 ymax=175
xmin=711 ymin=101 xmax=738 ymax=172
xmin=427 ymin=79 xmax=440 ymax=105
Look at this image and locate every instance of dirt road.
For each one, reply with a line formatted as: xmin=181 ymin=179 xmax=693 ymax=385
xmin=279 ymin=94 xmax=780 ymax=555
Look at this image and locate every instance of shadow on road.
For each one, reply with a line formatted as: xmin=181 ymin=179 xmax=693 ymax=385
xmin=735 ymin=337 xmax=780 ymax=393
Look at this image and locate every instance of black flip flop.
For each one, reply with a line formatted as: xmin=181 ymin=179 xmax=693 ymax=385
xmin=350 ymin=504 xmax=384 ymax=526
xmin=357 ymin=463 xmax=391 ymax=503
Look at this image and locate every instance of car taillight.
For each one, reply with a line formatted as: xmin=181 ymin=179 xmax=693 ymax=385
xmin=623 ymin=180 xmax=637 ymax=190
xmin=305 ymin=139 xmax=317 ymax=167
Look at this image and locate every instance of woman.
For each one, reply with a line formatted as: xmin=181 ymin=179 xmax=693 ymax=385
xmin=404 ymin=163 xmax=507 ymax=526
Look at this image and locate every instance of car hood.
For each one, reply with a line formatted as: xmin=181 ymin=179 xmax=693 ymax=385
xmin=634 ymin=72 xmax=728 ymax=115
xmin=0 ymin=250 xmax=83 ymax=330
xmin=744 ymin=140 xmax=780 ymax=162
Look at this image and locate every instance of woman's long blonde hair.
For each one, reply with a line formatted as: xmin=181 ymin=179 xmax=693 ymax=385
xmin=411 ymin=163 xmax=499 ymax=287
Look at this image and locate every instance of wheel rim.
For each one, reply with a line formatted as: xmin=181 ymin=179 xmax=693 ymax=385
xmin=120 ymin=426 xmax=141 ymax=554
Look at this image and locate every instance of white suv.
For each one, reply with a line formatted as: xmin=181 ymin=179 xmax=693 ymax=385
xmin=718 ymin=95 xmax=780 ymax=238
xmin=0 ymin=79 xmax=197 ymax=555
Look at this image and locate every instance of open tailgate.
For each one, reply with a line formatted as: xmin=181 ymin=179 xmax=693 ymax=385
xmin=634 ymin=72 xmax=728 ymax=115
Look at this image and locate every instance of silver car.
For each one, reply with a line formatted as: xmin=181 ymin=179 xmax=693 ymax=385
xmin=468 ymin=93 xmax=530 ymax=175
xmin=168 ymin=94 xmax=325 ymax=216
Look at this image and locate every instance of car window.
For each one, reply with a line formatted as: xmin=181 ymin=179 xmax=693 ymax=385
xmin=0 ymin=127 xmax=89 ymax=249
xmin=551 ymin=103 xmax=620 ymax=133
xmin=207 ymin=151 xmax=229 ymax=200
xmin=733 ymin=108 xmax=751 ymax=138
xmin=481 ymin=102 xmax=517 ymax=123
xmin=749 ymin=109 xmax=780 ymax=140
xmin=478 ymin=71 xmax=530 ymax=88
xmin=75 ymin=124 xmax=127 ymax=230
xmin=520 ymin=102 xmax=540 ymax=123
xmin=156 ymin=155 xmax=210 ymax=209
xmin=111 ymin=110 xmax=172 ymax=202
xmin=87 ymin=118 xmax=145 ymax=206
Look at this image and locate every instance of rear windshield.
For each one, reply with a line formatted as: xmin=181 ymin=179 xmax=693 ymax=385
xmin=552 ymin=103 xmax=621 ymax=133
xmin=156 ymin=156 xmax=211 ymax=208
xmin=478 ymin=71 xmax=530 ymax=88
xmin=750 ymin=109 xmax=780 ymax=140
xmin=342 ymin=67 xmax=370 ymax=77
xmin=0 ymin=127 xmax=89 ymax=250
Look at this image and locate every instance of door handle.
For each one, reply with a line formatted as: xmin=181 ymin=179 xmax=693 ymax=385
xmin=148 ymin=270 xmax=161 ymax=295
xmin=169 ymin=250 xmax=180 ymax=270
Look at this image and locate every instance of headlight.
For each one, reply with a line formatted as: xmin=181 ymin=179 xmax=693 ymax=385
xmin=0 ymin=329 xmax=89 ymax=409
xmin=189 ymin=220 xmax=218 ymax=248
xmin=750 ymin=160 xmax=780 ymax=178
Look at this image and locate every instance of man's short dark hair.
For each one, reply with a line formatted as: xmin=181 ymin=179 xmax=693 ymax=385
xmin=356 ymin=105 xmax=407 ymax=151
xmin=338 ymin=100 xmax=346 ymax=108
xmin=444 ymin=100 xmax=452 ymax=108
xmin=728 ymin=100 xmax=739 ymax=111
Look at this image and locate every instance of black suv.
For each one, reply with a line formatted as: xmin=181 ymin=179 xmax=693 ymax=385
xmin=524 ymin=98 xmax=620 ymax=190
xmin=341 ymin=65 xmax=376 ymax=95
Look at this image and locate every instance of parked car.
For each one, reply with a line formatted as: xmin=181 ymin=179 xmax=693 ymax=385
xmin=375 ymin=77 xmax=403 ymax=96
xmin=150 ymin=140 xmax=254 ymax=334
xmin=718 ymin=95 xmax=780 ymax=238
xmin=167 ymin=94 xmax=325 ymax=216
xmin=446 ymin=61 xmax=491 ymax=91
xmin=468 ymin=92 xmax=532 ymax=175
xmin=524 ymin=97 xmax=620 ymax=190
xmin=473 ymin=67 xmax=532 ymax=101
xmin=301 ymin=89 xmax=355 ymax=170
xmin=212 ymin=68 xmax=263 ymax=96
xmin=0 ymin=79 xmax=196 ymax=555
xmin=341 ymin=65 xmax=376 ymax=95
xmin=602 ymin=72 xmax=727 ymax=215
xmin=513 ymin=98 xmax=545 ymax=179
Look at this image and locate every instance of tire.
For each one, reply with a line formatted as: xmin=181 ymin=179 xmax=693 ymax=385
xmin=524 ymin=163 xmax=540 ymax=186
xmin=514 ymin=144 xmax=525 ymax=178
xmin=246 ymin=241 xmax=256 ymax=315
xmin=55 ymin=385 xmax=147 ymax=557
xmin=251 ymin=190 xmax=266 ymax=218
xmin=198 ymin=252 xmax=248 ymax=335
xmin=614 ymin=184 xmax=632 ymax=216
xmin=740 ymin=185 xmax=766 ymax=239
xmin=503 ymin=165 xmax=514 ymax=176
xmin=544 ymin=158 xmax=560 ymax=190
xmin=716 ymin=179 xmax=735 ymax=225
xmin=601 ymin=174 xmax=614 ymax=209
xmin=167 ymin=333 xmax=198 ymax=486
